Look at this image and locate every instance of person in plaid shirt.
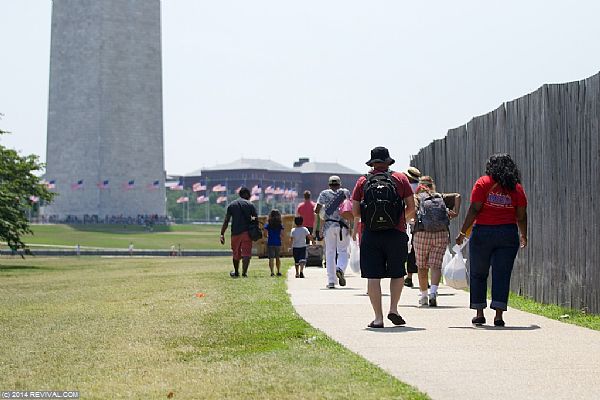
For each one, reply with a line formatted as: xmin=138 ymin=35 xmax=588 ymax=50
xmin=412 ymin=176 xmax=461 ymax=307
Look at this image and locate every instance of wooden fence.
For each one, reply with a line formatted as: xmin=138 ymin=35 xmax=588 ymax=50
xmin=411 ymin=72 xmax=600 ymax=314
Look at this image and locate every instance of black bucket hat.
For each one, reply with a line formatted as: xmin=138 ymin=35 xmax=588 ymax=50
xmin=366 ymin=146 xmax=395 ymax=166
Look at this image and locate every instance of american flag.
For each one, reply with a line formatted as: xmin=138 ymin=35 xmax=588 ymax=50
xmin=97 ymin=180 xmax=109 ymax=189
xmin=235 ymin=186 xmax=243 ymax=194
xmin=274 ymin=187 xmax=284 ymax=195
xmin=170 ymin=180 xmax=184 ymax=191
xmin=196 ymin=195 xmax=208 ymax=204
xmin=249 ymin=194 xmax=260 ymax=202
xmin=216 ymin=196 xmax=228 ymax=204
xmin=176 ymin=196 xmax=189 ymax=203
xmin=192 ymin=182 xmax=207 ymax=192
xmin=147 ymin=180 xmax=160 ymax=190
xmin=264 ymin=186 xmax=274 ymax=194
xmin=212 ymin=184 xmax=227 ymax=192
xmin=42 ymin=179 xmax=55 ymax=189
xmin=126 ymin=180 xmax=135 ymax=190
xmin=71 ymin=180 xmax=84 ymax=190
xmin=29 ymin=195 xmax=40 ymax=203
xmin=251 ymin=185 xmax=262 ymax=194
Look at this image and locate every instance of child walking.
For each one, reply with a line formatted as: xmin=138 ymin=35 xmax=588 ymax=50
xmin=290 ymin=216 xmax=312 ymax=278
xmin=264 ymin=209 xmax=284 ymax=276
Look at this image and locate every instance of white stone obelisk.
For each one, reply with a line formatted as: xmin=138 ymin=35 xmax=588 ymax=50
xmin=44 ymin=0 xmax=166 ymax=219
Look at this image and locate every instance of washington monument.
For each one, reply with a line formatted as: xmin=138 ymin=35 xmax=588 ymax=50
xmin=43 ymin=0 xmax=166 ymax=219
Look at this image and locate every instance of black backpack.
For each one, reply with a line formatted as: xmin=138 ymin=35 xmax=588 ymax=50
xmin=360 ymin=171 xmax=404 ymax=231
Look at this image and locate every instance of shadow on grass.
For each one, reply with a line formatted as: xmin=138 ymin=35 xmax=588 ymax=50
xmin=0 ymin=265 xmax=43 ymax=270
xmin=448 ymin=325 xmax=541 ymax=331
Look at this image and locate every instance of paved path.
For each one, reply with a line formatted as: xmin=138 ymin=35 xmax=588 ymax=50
xmin=288 ymin=267 xmax=600 ymax=400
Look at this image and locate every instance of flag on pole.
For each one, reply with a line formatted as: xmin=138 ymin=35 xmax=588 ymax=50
xmin=196 ymin=195 xmax=208 ymax=204
xmin=97 ymin=180 xmax=109 ymax=189
xmin=45 ymin=180 xmax=56 ymax=189
xmin=249 ymin=194 xmax=260 ymax=202
xmin=251 ymin=185 xmax=261 ymax=194
xmin=265 ymin=186 xmax=274 ymax=194
xmin=176 ymin=196 xmax=189 ymax=203
xmin=147 ymin=180 xmax=160 ymax=190
xmin=212 ymin=184 xmax=227 ymax=192
xmin=122 ymin=180 xmax=135 ymax=190
xmin=192 ymin=182 xmax=206 ymax=192
xmin=216 ymin=196 xmax=228 ymax=204
xmin=170 ymin=179 xmax=184 ymax=190
xmin=71 ymin=180 xmax=84 ymax=190
xmin=29 ymin=195 xmax=40 ymax=203
xmin=274 ymin=187 xmax=284 ymax=195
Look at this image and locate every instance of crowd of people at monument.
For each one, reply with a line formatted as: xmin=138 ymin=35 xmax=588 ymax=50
xmin=221 ymin=146 xmax=528 ymax=328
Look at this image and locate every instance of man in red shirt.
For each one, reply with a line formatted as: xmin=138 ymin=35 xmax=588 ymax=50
xmin=351 ymin=147 xmax=415 ymax=328
xmin=296 ymin=190 xmax=316 ymax=238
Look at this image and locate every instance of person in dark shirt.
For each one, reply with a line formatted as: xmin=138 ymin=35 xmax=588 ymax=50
xmin=220 ymin=187 xmax=258 ymax=277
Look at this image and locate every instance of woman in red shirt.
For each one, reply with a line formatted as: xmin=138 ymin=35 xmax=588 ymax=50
xmin=456 ymin=154 xmax=528 ymax=327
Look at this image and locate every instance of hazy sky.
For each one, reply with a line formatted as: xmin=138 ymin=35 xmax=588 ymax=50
xmin=1 ymin=0 xmax=600 ymax=175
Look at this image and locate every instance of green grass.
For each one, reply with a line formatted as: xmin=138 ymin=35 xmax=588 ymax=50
xmin=0 ymin=257 xmax=428 ymax=400
xmin=508 ymin=292 xmax=600 ymax=331
xmin=17 ymin=224 xmax=223 ymax=250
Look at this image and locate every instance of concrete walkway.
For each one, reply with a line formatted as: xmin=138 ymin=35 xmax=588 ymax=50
xmin=287 ymin=267 xmax=600 ymax=400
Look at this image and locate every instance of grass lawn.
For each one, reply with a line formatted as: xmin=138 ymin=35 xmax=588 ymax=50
xmin=508 ymin=292 xmax=600 ymax=331
xmin=19 ymin=224 xmax=223 ymax=250
xmin=0 ymin=256 xmax=428 ymax=400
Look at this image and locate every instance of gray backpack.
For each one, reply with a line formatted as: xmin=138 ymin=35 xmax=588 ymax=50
xmin=417 ymin=192 xmax=449 ymax=232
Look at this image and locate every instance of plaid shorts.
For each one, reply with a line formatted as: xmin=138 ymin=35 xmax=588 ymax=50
xmin=413 ymin=231 xmax=449 ymax=269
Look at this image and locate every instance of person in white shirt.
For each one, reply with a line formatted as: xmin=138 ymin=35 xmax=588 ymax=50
xmin=290 ymin=216 xmax=313 ymax=278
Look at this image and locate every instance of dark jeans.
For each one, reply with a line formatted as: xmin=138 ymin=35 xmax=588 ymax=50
xmin=469 ymin=224 xmax=519 ymax=311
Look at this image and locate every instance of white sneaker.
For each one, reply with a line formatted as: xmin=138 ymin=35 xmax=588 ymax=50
xmin=419 ymin=294 xmax=428 ymax=306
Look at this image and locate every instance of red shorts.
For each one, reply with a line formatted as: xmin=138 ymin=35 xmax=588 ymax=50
xmin=231 ymin=231 xmax=252 ymax=260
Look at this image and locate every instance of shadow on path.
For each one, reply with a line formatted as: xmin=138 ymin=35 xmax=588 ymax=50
xmin=448 ymin=325 xmax=541 ymax=331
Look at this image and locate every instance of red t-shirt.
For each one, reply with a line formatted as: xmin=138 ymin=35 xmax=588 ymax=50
xmin=352 ymin=169 xmax=413 ymax=232
xmin=296 ymin=200 xmax=316 ymax=228
xmin=471 ymin=175 xmax=527 ymax=225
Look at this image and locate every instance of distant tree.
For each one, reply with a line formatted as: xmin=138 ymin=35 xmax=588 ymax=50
xmin=0 ymin=125 xmax=55 ymax=251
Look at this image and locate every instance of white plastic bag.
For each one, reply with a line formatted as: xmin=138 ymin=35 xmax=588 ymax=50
xmin=441 ymin=247 xmax=452 ymax=271
xmin=349 ymin=239 xmax=361 ymax=274
xmin=443 ymin=242 xmax=469 ymax=289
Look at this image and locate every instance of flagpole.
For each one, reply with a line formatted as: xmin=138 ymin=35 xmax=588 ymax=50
xmin=206 ymin=178 xmax=210 ymax=222
xmin=259 ymin=178 xmax=263 ymax=216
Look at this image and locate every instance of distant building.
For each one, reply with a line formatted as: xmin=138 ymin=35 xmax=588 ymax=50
xmin=292 ymin=158 xmax=361 ymax=197
xmin=179 ymin=158 xmax=360 ymax=214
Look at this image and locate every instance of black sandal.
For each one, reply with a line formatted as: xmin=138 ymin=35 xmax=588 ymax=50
xmin=367 ymin=321 xmax=384 ymax=329
xmin=494 ymin=319 xmax=505 ymax=327
xmin=387 ymin=313 xmax=406 ymax=326
xmin=472 ymin=316 xmax=486 ymax=325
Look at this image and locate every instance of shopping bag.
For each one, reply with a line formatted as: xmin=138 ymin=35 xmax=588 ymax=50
xmin=349 ymin=238 xmax=361 ymax=274
xmin=441 ymin=247 xmax=453 ymax=271
xmin=443 ymin=242 xmax=468 ymax=289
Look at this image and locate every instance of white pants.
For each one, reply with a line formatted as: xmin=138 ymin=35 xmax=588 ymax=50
xmin=324 ymin=226 xmax=350 ymax=284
